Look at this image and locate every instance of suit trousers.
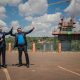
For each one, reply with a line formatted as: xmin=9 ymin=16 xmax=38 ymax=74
xmin=0 ymin=47 xmax=6 ymax=66
xmin=18 ymin=45 xmax=29 ymax=65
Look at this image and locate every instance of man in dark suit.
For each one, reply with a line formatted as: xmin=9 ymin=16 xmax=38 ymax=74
xmin=0 ymin=27 xmax=12 ymax=68
xmin=11 ymin=27 xmax=35 ymax=68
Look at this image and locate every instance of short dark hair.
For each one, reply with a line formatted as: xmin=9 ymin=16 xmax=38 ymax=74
xmin=17 ymin=28 xmax=22 ymax=30
xmin=61 ymin=18 xmax=63 ymax=20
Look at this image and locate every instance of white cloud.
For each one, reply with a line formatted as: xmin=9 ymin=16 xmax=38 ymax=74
xmin=11 ymin=20 xmax=20 ymax=33
xmin=19 ymin=0 xmax=48 ymax=17
xmin=73 ymin=21 xmax=80 ymax=32
xmin=3 ymin=26 xmax=9 ymax=32
xmin=11 ymin=20 xmax=20 ymax=27
xmin=0 ymin=6 xmax=6 ymax=19
xmin=65 ymin=0 xmax=80 ymax=17
xmin=0 ymin=0 xmax=22 ymax=6
xmin=24 ymin=12 xmax=61 ymax=37
xmin=0 ymin=20 xmax=10 ymax=32
xmin=0 ymin=19 xmax=6 ymax=27
xmin=0 ymin=0 xmax=10 ymax=5
xmin=9 ymin=0 xmax=22 ymax=6
xmin=33 ymin=13 xmax=61 ymax=24
xmin=25 ymin=16 xmax=33 ymax=21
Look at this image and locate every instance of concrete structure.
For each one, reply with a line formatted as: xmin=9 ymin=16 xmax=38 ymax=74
xmin=52 ymin=18 xmax=80 ymax=53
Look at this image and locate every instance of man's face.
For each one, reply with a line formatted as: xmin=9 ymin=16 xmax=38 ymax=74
xmin=0 ymin=27 xmax=2 ymax=32
xmin=17 ymin=28 xmax=22 ymax=33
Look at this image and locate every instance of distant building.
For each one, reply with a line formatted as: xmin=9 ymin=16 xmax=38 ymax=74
xmin=52 ymin=18 xmax=80 ymax=51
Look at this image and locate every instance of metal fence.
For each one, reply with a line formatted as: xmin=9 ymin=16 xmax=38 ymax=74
xmin=7 ymin=39 xmax=80 ymax=52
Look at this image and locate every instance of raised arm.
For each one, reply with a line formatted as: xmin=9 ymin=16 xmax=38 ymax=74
xmin=10 ymin=27 xmax=16 ymax=36
xmin=4 ymin=28 xmax=13 ymax=35
xmin=25 ymin=27 xmax=35 ymax=34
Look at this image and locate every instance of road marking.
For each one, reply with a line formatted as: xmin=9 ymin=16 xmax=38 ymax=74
xmin=2 ymin=68 xmax=11 ymax=80
xmin=58 ymin=66 xmax=80 ymax=77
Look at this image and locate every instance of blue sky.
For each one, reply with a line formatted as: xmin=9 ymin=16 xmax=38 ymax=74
xmin=5 ymin=5 xmax=27 ymax=26
xmin=4 ymin=0 xmax=70 ymax=27
xmin=48 ymin=0 xmax=70 ymax=14
xmin=0 ymin=0 xmax=80 ymax=37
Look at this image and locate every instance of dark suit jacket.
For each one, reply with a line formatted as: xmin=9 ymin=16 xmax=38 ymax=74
xmin=11 ymin=28 xmax=34 ymax=47
xmin=0 ymin=29 xmax=12 ymax=48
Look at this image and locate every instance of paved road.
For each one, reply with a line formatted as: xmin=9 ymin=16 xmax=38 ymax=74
xmin=0 ymin=51 xmax=80 ymax=80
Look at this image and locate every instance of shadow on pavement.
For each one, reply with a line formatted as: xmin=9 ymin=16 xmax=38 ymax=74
xmin=6 ymin=63 xmax=35 ymax=67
